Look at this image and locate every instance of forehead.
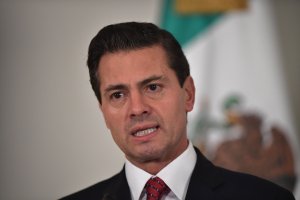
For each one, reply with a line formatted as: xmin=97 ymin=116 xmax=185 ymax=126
xmin=98 ymin=45 xmax=172 ymax=87
xmin=99 ymin=45 xmax=168 ymax=69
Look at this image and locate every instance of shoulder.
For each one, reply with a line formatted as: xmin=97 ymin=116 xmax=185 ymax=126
xmin=216 ymin=166 xmax=295 ymax=200
xmin=58 ymin=173 xmax=122 ymax=200
xmin=192 ymin=147 xmax=295 ymax=200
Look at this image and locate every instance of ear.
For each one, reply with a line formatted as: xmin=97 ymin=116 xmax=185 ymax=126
xmin=98 ymin=102 xmax=111 ymax=130
xmin=183 ymin=76 xmax=195 ymax=112
xmin=98 ymin=101 xmax=102 ymax=111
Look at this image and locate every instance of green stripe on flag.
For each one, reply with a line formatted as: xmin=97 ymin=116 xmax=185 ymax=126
xmin=160 ymin=0 xmax=222 ymax=46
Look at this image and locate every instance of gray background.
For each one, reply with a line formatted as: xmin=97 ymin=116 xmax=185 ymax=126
xmin=0 ymin=0 xmax=299 ymax=199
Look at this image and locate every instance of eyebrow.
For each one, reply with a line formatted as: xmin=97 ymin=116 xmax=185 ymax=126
xmin=138 ymin=75 xmax=165 ymax=87
xmin=103 ymin=75 xmax=165 ymax=95
xmin=103 ymin=84 xmax=128 ymax=95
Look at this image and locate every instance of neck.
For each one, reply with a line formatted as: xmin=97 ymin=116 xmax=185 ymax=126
xmin=135 ymin=159 xmax=172 ymax=175
xmin=127 ymin=140 xmax=189 ymax=175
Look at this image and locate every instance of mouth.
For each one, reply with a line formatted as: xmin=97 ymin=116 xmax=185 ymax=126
xmin=132 ymin=125 xmax=159 ymax=137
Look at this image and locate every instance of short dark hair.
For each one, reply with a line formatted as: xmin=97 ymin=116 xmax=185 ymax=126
xmin=87 ymin=22 xmax=190 ymax=103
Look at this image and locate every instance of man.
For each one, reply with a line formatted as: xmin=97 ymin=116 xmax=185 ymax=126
xmin=60 ymin=22 xmax=295 ymax=200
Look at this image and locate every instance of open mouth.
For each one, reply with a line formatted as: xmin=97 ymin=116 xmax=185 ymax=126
xmin=132 ymin=126 xmax=159 ymax=137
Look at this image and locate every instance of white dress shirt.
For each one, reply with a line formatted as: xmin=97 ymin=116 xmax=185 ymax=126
xmin=125 ymin=141 xmax=197 ymax=200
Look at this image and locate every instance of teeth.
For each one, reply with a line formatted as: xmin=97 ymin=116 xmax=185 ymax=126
xmin=134 ymin=127 xmax=157 ymax=137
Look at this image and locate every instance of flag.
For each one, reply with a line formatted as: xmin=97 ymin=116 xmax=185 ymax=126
xmin=160 ymin=0 xmax=299 ymax=195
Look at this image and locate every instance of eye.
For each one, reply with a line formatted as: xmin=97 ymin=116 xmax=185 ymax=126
xmin=145 ymin=83 xmax=163 ymax=99
xmin=110 ymin=91 xmax=124 ymax=100
xmin=148 ymin=84 xmax=159 ymax=91
xmin=106 ymin=91 xmax=127 ymax=108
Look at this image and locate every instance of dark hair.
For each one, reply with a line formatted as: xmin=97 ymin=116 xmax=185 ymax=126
xmin=87 ymin=22 xmax=190 ymax=103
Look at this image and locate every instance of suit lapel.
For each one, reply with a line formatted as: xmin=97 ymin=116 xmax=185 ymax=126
xmin=185 ymin=147 xmax=224 ymax=200
xmin=102 ymin=148 xmax=225 ymax=200
xmin=102 ymin=166 xmax=132 ymax=200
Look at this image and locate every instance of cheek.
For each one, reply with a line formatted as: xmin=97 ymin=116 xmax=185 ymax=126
xmin=101 ymin=107 xmax=122 ymax=131
xmin=160 ymin=96 xmax=186 ymax=122
xmin=102 ymin=111 xmax=126 ymax=145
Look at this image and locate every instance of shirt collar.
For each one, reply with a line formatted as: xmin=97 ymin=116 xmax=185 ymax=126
xmin=125 ymin=141 xmax=197 ymax=200
xmin=125 ymin=159 xmax=152 ymax=200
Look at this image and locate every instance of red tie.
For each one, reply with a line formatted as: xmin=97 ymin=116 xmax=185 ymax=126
xmin=145 ymin=177 xmax=170 ymax=200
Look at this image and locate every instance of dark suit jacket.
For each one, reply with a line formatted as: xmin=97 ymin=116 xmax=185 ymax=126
xmin=60 ymin=148 xmax=295 ymax=200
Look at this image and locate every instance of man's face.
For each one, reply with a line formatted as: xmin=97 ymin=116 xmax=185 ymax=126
xmin=98 ymin=45 xmax=195 ymax=168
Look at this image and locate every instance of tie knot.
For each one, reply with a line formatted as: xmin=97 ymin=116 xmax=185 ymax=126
xmin=145 ymin=177 xmax=170 ymax=200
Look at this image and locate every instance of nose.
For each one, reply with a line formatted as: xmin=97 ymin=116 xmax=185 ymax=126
xmin=128 ymin=91 xmax=150 ymax=119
